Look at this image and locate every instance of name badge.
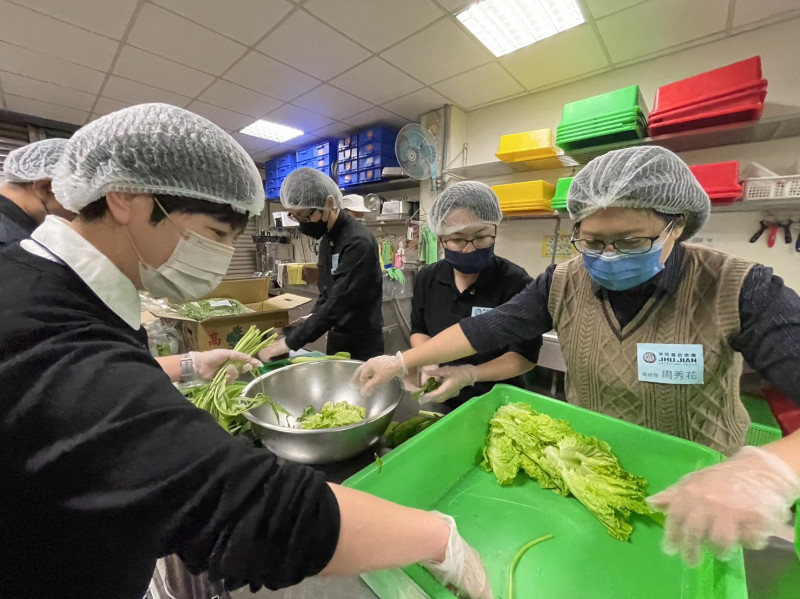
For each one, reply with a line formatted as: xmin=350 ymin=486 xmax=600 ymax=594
xmin=637 ymin=343 xmax=704 ymax=385
xmin=471 ymin=306 xmax=493 ymax=317
xmin=331 ymin=253 xmax=340 ymax=273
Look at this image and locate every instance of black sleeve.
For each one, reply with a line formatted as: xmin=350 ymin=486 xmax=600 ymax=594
xmin=410 ymin=267 xmax=430 ymax=336
xmin=730 ymin=265 xmax=800 ymax=407
xmin=3 ymin=327 xmax=340 ymax=591
xmin=460 ymin=264 xmax=555 ymax=359
xmin=285 ymin=236 xmax=379 ymax=349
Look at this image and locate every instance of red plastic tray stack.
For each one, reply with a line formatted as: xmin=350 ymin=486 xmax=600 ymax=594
xmin=649 ymin=56 xmax=767 ymax=136
xmin=689 ymin=161 xmax=742 ymax=205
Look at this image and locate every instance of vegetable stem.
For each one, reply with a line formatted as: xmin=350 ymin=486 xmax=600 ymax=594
xmin=508 ymin=533 xmax=554 ymax=599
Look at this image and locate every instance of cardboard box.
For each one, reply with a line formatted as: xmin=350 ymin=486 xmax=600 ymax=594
xmin=143 ymin=278 xmax=311 ymax=351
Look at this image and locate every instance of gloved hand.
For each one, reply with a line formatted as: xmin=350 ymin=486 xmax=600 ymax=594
xmin=189 ymin=350 xmax=262 ymax=384
xmin=648 ymin=445 xmax=800 ymax=566
xmin=420 ymin=512 xmax=493 ymax=599
xmin=258 ymin=337 xmax=290 ymax=363
xmin=423 ymin=365 xmax=477 ymax=403
xmin=419 ymin=364 xmax=441 ymax=387
xmin=353 ymin=352 xmax=408 ymax=395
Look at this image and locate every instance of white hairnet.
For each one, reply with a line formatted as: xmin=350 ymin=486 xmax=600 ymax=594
xmin=280 ymin=167 xmax=342 ymax=209
xmin=341 ymin=193 xmax=370 ymax=212
xmin=52 ymin=103 xmax=265 ymax=215
xmin=429 ymin=181 xmax=502 ymax=236
xmin=568 ymin=146 xmax=710 ymax=240
xmin=3 ymin=138 xmax=67 ymax=183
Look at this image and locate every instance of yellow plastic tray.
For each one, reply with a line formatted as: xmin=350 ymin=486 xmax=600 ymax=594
xmin=493 ymin=180 xmax=556 ymax=206
xmin=496 ymin=129 xmax=556 ymax=163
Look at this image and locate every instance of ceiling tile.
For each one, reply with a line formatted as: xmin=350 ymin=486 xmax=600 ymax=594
xmin=330 ymin=58 xmax=423 ymax=105
xmin=432 ymin=63 xmax=524 ymax=109
xmin=251 ymin=149 xmax=275 ymax=162
xmin=582 ymin=0 xmax=645 ymax=19
xmin=257 ymin=10 xmax=371 ymax=80
xmin=501 ymin=24 xmax=610 ymax=90
xmin=310 ymin=122 xmax=357 ymax=140
xmin=0 ymin=0 xmax=118 ymax=71
xmin=303 ymin=0 xmax=443 ymax=51
xmin=381 ymin=18 xmax=491 ymax=84
xmin=596 ymin=0 xmax=729 ymax=63
xmin=225 ymin=51 xmax=320 ymax=101
xmin=113 ymin=46 xmax=214 ymax=98
xmin=733 ymin=0 xmax=800 ymax=27
xmin=0 ymin=73 xmax=96 ymax=111
xmin=292 ymin=84 xmax=372 ymax=120
xmin=436 ymin=0 xmax=472 ymax=12
xmin=0 ymin=41 xmax=106 ymax=93
xmin=343 ymin=106 xmax=410 ymax=130
xmin=230 ymin=132 xmax=279 ymax=154
xmin=19 ymin=0 xmax=137 ymax=39
xmin=262 ymin=104 xmax=334 ymax=133
xmin=93 ymin=97 xmax=131 ymax=116
xmin=5 ymin=95 xmax=88 ymax=125
xmin=278 ymin=133 xmax=321 ymax=150
xmin=186 ymin=101 xmax=254 ymax=131
xmin=383 ymin=88 xmax=449 ymax=121
xmin=152 ymin=0 xmax=294 ymax=46
xmin=127 ymin=3 xmax=247 ymax=75
xmin=199 ymin=80 xmax=283 ymax=118
xmin=103 ymin=76 xmax=191 ymax=107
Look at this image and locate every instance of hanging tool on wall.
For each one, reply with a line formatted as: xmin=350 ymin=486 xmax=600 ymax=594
xmin=780 ymin=220 xmax=793 ymax=244
xmin=749 ymin=220 xmax=769 ymax=243
xmin=767 ymin=222 xmax=778 ymax=248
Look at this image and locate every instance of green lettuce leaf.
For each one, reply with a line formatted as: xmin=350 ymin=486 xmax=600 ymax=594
xmin=297 ymin=401 xmax=365 ymax=430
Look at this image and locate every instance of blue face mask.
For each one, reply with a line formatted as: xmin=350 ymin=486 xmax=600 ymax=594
xmin=582 ymin=241 xmax=666 ymax=291
xmin=444 ymin=245 xmax=494 ymax=274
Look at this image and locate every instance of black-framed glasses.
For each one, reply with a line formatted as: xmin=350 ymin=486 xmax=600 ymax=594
xmin=571 ymin=220 xmax=675 ymax=255
xmin=441 ymin=234 xmax=496 ymax=252
xmin=286 ymin=209 xmax=319 ymax=224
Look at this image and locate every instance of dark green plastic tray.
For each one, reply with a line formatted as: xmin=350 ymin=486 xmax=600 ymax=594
xmin=344 ymin=386 xmax=747 ymax=599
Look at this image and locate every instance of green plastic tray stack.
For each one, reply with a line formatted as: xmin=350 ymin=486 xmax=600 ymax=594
xmin=557 ymin=85 xmax=650 ymax=151
xmin=552 ymin=176 xmax=573 ymax=213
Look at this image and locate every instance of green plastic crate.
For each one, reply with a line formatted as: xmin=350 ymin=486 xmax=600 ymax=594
xmin=741 ymin=394 xmax=782 ymax=446
xmin=560 ymin=85 xmax=648 ymax=127
xmin=556 ymin=107 xmax=646 ymax=135
xmin=344 ymin=386 xmax=747 ymax=599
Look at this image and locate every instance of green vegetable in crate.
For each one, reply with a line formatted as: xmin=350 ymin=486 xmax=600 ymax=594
xmin=171 ymin=298 xmax=252 ymax=321
xmin=411 ymin=377 xmax=442 ymax=401
xmin=297 ymin=401 xmax=365 ymax=430
xmin=385 ymin=412 xmax=442 ymax=448
xmin=482 ymin=402 xmax=653 ymax=541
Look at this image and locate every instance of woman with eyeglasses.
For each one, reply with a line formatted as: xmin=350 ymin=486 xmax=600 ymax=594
xmin=357 ymin=146 xmax=800 ymax=566
xmin=408 ymin=181 xmax=540 ymax=411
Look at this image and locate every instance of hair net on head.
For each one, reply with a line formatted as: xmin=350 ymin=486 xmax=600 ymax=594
xmin=428 ymin=181 xmax=503 ymax=236
xmin=3 ymin=138 xmax=67 ymax=183
xmin=567 ymin=146 xmax=710 ymax=240
xmin=280 ymin=167 xmax=342 ymax=210
xmin=52 ymin=103 xmax=265 ymax=215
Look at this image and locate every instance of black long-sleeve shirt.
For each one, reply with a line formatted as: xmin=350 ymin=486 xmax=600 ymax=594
xmin=285 ymin=211 xmax=383 ymax=350
xmin=460 ymin=243 xmax=800 ymax=406
xmin=0 ymin=193 xmax=37 ymax=246
xmin=0 ymin=244 xmax=340 ymax=598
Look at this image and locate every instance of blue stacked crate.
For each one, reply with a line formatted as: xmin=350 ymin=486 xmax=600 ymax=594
xmin=357 ymin=127 xmax=398 ymax=184
xmin=265 ymin=153 xmax=296 ymax=200
xmin=296 ymin=139 xmax=336 ymax=178
xmin=337 ymin=133 xmax=359 ymax=187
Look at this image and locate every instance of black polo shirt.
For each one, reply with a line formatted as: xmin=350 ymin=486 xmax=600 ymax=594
xmin=411 ymin=255 xmax=542 ymax=406
xmin=0 ymin=193 xmax=38 ymax=246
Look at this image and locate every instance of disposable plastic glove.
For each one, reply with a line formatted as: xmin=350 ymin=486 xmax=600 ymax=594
xmin=189 ymin=350 xmax=262 ymax=384
xmin=423 ymin=365 xmax=477 ymax=403
xmin=353 ymin=352 xmax=408 ymax=395
xmin=420 ymin=512 xmax=493 ymax=599
xmin=419 ymin=364 xmax=440 ymax=386
xmin=257 ymin=337 xmax=290 ymax=363
xmin=648 ymin=445 xmax=800 ymax=566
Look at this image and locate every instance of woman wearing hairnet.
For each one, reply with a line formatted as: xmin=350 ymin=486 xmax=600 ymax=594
xmin=356 ymin=145 xmax=800 ymax=567
xmin=0 ymin=104 xmax=491 ymax=599
xmin=410 ymin=181 xmax=539 ymax=409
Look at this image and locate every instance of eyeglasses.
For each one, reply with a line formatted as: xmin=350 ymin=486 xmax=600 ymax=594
xmin=441 ymin=234 xmax=496 ymax=252
xmin=571 ymin=220 xmax=675 ymax=255
xmin=286 ymin=209 xmax=319 ymax=224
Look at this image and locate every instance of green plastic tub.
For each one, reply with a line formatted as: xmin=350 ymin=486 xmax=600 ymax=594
xmin=741 ymin=394 xmax=783 ymax=446
xmin=556 ymin=107 xmax=646 ymax=135
xmin=560 ymin=85 xmax=649 ymax=126
xmin=344 ymin=386 xmax=747 ymax=599
xmin=557 ymin=126 xmax=648 ymax=151
xmin=557 ymin=114 xmax=648 ymax=141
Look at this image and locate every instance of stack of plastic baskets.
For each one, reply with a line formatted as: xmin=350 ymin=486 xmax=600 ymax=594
xmin=649 ymin=56 xmax=767 ymax=136
xmin=264 ymin=153 xmax=296 ymax=200
xmin=741 ymin=394 xmax=783 ymax=446
xmin=296 ymin=140 xmax=336 ymax=178
xmin=491 ymin=180 xmax=555 ymax=215
xmin=689 ymin=161 xmax=742 ymax=205
xmin=495 ymin=128 xmax=557 ymax=162
xmin=337 ymin=133 xmax=359 ymax=188
xmin=357 ymin=127 xmax=398 ymax=184
xmin=556 ymin=85 xmax=649 ymax=151
xmin=552 ymin=177 xmax=573 ymax=213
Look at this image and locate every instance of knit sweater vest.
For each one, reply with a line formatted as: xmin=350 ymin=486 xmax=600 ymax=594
xmin=548 ymin=243 xmax=754 ymax=456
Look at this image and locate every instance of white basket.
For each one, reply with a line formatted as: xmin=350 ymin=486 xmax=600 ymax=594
xmin=743 ymin=175 xmax=800 ymax=200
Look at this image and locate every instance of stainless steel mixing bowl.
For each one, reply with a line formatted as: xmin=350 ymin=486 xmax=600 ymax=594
xmin=242 ymin=360 xmax=404 ymax=464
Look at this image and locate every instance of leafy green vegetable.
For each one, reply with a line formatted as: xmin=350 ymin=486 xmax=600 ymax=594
xmin=296 ymin=401 xmax=365 ymax=429
xmin=171 ymin=298 xmax=252 ymax=321
xmin=508 ymin=534 xmax=554 ymax=599
xmin=384 ymin=413 xmax=442 ymax=448
xmin=482 ymin=402 xmax=653 ymax=541
xmin=374 ymin=452 xmax=384 ymax=473
xmin=411 ymin=377 xmax=442 ymax=401
xmin=289 ymin=352 xmax=351 ymax=364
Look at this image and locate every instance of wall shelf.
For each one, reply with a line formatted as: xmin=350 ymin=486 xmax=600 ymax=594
xmin=342 ymin=177 xmax=419 ymax=195
xmin=710 ymin=198 xmax=800 ymax=214
xmin=448 ymin=112 xmax=800 ymax=181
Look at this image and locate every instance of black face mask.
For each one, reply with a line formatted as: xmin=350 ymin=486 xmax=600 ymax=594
xmin=298 ymin=219 xmax=328 ymax=239
xmin=443 ymin=245 xmax=495 ymax=274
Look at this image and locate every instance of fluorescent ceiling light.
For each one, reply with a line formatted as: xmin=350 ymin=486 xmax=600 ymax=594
xmin=239 ymin=120 xmax=304 ymax=142
xmin=457 ymin=0 xmax=585 ymax=57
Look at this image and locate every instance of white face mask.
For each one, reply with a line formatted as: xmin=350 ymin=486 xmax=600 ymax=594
xmin=130 ymin=202 xmax=236 ymax=302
